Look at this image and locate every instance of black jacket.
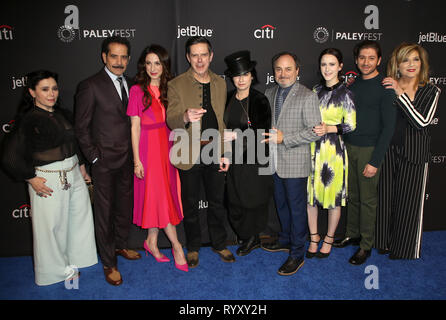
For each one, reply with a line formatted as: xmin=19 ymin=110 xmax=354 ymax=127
xmin=224 ymin=87 xmax=271 ymax=131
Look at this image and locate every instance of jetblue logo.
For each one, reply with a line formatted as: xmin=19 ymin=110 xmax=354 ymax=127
xmin=177 ymin=25 xmax=213 ymax=38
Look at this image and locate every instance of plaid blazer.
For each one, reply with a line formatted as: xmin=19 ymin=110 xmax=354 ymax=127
xmin=265 ymin=82 xmax=321 ymax=178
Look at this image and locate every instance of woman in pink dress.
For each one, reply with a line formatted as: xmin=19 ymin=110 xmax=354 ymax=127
xmin=127 ymin=44 xmax=187 ymax=271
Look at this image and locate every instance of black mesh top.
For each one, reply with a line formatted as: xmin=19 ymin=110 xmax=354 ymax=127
xmin=2 ymin=106 xmax=84 ymax=181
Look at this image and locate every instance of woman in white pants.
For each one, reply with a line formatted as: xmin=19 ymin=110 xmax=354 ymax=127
xmin=2 ymin=70 xmax=97 ymax=285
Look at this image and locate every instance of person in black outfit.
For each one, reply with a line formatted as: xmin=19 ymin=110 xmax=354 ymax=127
xmin=223 ymin=51 xmax=273 ymax=256
xmin=377 ymin=43 xmax=441 ymax=259
xmin=1 ymin=70 xmax=97 ymax=286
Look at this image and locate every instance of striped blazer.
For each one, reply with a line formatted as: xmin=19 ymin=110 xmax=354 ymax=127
xmin=396 ymin=82 xmax=441 ymax=164
xmin=264 ymin=82 xmax=321 ymax=178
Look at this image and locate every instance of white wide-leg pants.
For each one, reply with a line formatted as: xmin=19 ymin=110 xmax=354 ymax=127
xmin=29 ymin=155 xmax=98 ymax=286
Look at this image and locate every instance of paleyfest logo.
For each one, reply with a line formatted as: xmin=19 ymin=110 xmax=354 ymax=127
xmin=58 ymin=5 xmax=135 ymax=42
xmin=430 ymin=77 xmax=446 ymax=86
xmin=314 ymin=5 xmax=381 ymax=43
xmin=314 ymin=27 xmax=329 ymax=43
xmin=254 ymin=25 xmax=276 ymax=39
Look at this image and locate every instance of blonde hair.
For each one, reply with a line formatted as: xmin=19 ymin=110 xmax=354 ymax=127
xmin=387 ymin=43 xmax=430 ymax=87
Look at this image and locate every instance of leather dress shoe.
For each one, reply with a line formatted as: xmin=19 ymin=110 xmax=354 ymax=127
xmin=212 ymin=248 xmax=236 ymax=263
xmin=186 ymin=251 xmax=199 ymax=268
xmin=332 ymin=236 xmax=361 ymax=248
xmin=116 ymin=248 xmax=142 ymax=260
xmin=103 ymin=266 xmax=123 ymax=286
xmin=277 ymin=256 xmax=305 ymax=276
xmin=261 ymin=241 xmax=290 ymax=252
xmin=348 ymin=248 xmax=371 ymax=265
xmin=236 ymin=235 xmax=260 ymax=256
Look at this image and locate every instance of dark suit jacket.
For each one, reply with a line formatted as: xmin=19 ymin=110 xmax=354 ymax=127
xmin=75 ymin=68 xmax=133 ymax=169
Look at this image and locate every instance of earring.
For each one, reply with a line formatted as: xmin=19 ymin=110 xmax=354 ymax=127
xmin=397 ymin=70 xmax=401 ymax=78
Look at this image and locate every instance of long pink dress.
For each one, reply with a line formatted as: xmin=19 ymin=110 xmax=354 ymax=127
xmin=127 ymin=84 xmax=183 ymax=229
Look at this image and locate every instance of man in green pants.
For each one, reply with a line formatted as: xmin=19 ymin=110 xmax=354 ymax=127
xmin=334 ymin=40 xmax=396 ymax=265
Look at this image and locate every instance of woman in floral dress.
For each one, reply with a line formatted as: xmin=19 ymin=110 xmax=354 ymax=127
xmin=306 ymin=48 xmax=356 ymax=258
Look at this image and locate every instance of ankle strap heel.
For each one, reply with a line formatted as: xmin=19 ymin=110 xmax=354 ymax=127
xmin=309 ymin=233 xmax=320 ymax=244
xmin=323 ymin=234 xmax=335 ymax=245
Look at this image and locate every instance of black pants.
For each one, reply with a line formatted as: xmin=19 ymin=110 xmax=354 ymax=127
xmin=91 ymin=159 xmax=133 ymax=268
xmin=179 ymin=164 xmax=227 ymax=252
xmin=376 ymin=145 xmax=428 ymax=259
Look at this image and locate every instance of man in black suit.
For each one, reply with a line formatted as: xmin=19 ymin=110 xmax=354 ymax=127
xmin=75 ymin=36 xmax=141 ymax=286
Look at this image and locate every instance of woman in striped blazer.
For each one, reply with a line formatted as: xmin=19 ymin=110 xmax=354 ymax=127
xmin=377 ymin=43 xmax=441 ymax=259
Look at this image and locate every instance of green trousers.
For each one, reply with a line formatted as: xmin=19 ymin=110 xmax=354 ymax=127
xmin=345 ymin=143 xmax=380 ymax=250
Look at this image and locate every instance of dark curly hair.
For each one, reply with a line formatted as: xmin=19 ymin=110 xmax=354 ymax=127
xmin=134 ymin=44 xmax=172 ymax=111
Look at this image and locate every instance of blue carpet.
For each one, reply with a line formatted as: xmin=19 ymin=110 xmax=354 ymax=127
xmin=0 ymin=231 xmax=445 ymax=300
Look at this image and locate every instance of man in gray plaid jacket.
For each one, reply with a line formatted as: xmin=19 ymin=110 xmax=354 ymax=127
xmin=262 ymin=52 xmax=321 ymax=276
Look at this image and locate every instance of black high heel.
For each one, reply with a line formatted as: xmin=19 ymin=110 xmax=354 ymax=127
xmin=306 ymin=233 xmax=320 ymax=259
xmin=316 ymin=234 xmax=334 ymax=258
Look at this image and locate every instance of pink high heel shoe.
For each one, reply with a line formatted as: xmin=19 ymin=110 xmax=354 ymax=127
xmin=143 ymin=240 xmax=170 ymax=262
xmin=172 ymin=248 xmax=188 ymax=272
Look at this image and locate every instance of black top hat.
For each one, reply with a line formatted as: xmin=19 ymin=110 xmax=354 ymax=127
xmin=224 ymin=50 xmax=257 ymax=78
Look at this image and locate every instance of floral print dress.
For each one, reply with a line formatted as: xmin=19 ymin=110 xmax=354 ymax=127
xmin=307 ymin=82 xmax=356 ymax=209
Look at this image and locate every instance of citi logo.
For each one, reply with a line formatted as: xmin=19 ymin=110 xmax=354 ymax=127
xmin=344 ymin=71 xmax=358 ymax=84
xmin=2 ymin=120 xmax=15 ymax=133
xmin=254 ymin=25 xmax=275 ymax=39
xmin=0 ymin=25 xmax=13 ymax=40
xmin=12 ymin=204 xmax=31 ymax=219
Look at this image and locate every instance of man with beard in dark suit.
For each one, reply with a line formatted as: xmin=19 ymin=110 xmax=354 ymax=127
xmin=75 ymin=36 xmax=141 ymax=286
